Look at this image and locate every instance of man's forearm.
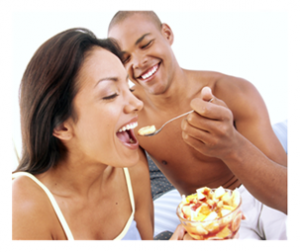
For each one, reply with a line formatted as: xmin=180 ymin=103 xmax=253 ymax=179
xmin=222 ymin=134 xmax=287 ymax=214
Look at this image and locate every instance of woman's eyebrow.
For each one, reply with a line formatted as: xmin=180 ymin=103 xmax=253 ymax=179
xmin=95 ymin=75 xmax=129 ymax=88
xmin=95 ymin=77 xmax=118 ymax=87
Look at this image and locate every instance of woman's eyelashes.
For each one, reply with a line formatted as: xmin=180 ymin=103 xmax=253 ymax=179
xmin=102 ymin=87 xmax=132 ymax=100
xmin=102 ymin=93 xmax=119 ymax=100
xmin=122 ymin=56 xmax=130 ymax=64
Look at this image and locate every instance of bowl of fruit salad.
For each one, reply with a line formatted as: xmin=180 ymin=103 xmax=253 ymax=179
xmin=176 ymin=186 xmax=244 ymax=240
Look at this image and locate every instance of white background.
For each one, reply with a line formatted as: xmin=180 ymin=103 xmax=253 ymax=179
xmin=12 ymin=11 xmax=288 ymax=167
xmin=1 ymin=0 xmax=299 ymax=249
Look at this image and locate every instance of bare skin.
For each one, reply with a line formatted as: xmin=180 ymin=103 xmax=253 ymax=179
xmin=12 ymin=48 xmax=154 ymax=240
xmin=108 ymin=13 xmax=287 ymax=214
xmin=12 ymin=46 xmax=191 ymax=240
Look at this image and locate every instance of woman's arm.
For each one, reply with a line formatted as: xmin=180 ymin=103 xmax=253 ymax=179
xmin=128 ymin=147 xmax=154 ymax=240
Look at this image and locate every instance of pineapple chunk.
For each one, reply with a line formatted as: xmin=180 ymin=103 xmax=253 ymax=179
xmin=231 ymin=189 xmax=241 ymax=208
xmin=216 ymin=226 xmax=232 ymax=239
xmin=199 ymin=204 xmax=211 ymax=215
xmin=214 ymin=186 xmax=226 ymax=199
xmin=204 ymin=211 xmax=218 ymax=221
xmin=223 ymin=205 xmax=235 ymax=211
xmin=221 ymin=192 xmax=231 ymax=205
xmin=196 ymin=224 xmax=209 ymax=235
xmin=186 ymin=193 xmax=197 ymax=203
xmin=182 ymin=205 xmax=191 ymax=218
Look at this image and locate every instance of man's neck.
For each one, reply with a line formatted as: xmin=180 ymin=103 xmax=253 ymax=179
xmin=148 ymin=67 xmax=191 ymax=111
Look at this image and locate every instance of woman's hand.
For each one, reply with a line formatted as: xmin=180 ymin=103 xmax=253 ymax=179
xmin=169 ymin=224 xmax=193 ymax=240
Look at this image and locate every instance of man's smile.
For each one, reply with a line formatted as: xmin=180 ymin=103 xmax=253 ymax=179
xmin=137 ymin=63 xmax=160 ymax=81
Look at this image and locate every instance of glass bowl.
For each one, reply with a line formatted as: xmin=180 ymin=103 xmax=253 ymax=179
xmin=176 ymin=188 xmax=243 ymax=240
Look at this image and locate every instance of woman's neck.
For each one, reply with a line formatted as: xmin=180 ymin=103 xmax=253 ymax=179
xmin=36 ymin=156 xmax=114 ymax=199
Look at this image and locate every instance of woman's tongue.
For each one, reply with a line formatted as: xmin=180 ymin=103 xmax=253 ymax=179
xmin=116 ymin=131 xmax=131 ymax=144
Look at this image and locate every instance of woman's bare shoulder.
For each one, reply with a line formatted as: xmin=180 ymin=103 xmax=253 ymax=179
xmin=12 ymin=175 xmax=59 ymax=240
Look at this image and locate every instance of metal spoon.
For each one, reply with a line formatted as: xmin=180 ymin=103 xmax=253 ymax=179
xmin=138 ymin=97 xmax=214 ymax=137
xmin=138 ymin=110 xmax=194 ymax=137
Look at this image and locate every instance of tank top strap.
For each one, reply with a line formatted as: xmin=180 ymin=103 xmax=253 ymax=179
xmin=123 ymin=167 xmax=135 ymax=213
xmin=12 ymin=172 xmax=74 ymax=240
xmin=113 ymin=168 xmax=136 ymax=240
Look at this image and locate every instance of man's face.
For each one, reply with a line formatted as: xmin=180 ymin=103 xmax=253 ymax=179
xmin=108 ymin=14 xmax=176 ymax=95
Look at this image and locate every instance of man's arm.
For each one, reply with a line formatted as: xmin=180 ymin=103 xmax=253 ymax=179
xmin=181 ymin=79 xmax=287 ymax=214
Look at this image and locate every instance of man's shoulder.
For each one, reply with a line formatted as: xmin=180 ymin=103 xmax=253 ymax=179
xmin=186 ymin=69 xmax=248 ymax=85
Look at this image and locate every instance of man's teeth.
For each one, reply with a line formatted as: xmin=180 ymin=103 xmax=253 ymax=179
xmin=141 ymin=65 xmax=158 ymax=80
xmin=118 ymin=122 xmax=138 ymax=132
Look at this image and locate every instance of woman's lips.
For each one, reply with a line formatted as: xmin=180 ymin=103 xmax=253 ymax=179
xmin=116 ymin=129 xmax=139 ymax=150
xmin=116 ymin=120 xmax=139 ymax=150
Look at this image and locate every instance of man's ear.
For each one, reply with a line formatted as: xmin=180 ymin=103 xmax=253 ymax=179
xmin=52 ymin=120 xmax=73 ymax=141
xmin=161 ymin=23 xmax=174 ymax=45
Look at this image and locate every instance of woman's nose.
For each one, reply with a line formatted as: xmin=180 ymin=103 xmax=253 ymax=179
xmin=124 ymin=90 xmax=144 ymax=113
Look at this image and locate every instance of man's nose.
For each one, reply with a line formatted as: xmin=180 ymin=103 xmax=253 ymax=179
xmin=132 ymin=53 xmax=148 ymax=70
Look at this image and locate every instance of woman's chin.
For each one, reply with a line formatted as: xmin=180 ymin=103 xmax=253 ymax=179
xmin=121 ymin=153 xmax=140 ymax=168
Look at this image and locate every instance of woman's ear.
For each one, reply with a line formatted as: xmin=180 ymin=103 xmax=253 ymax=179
xmin=52 ymin=120 xmax=73 ymax=141
xmin=161 ymin=23 xmax=174 ymax=45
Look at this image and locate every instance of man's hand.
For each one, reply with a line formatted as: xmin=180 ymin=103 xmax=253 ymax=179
xmin=181 ymin=87 xmax=238 ymax=160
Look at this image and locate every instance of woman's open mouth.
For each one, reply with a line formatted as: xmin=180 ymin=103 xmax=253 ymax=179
xmin=116 ymin=121 xmax=139 ymax=149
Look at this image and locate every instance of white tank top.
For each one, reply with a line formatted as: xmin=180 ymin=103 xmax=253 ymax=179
xmin=12 ymin=168 xmax=141 ymax=240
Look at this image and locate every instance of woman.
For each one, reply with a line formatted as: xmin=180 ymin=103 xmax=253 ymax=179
xmin=12 ymin=28 xmax=189 ymax=240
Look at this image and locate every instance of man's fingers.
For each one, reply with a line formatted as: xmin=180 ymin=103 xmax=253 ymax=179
xmin=201 ymin=86 xmax=214 ymax=102
xmin=189 ymin=99 xmax=231 ymax=121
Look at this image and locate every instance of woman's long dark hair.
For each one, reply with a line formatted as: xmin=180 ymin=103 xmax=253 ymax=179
xmin=15 ymin=28 xmax=122 ymax=175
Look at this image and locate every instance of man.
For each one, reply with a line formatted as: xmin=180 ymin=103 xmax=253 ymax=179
xmin=108 ymin=11 xmax=287 ymax=239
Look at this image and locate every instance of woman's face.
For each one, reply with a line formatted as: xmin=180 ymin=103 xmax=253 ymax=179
xmin=68 ymin=47 xmax=143 ymax=168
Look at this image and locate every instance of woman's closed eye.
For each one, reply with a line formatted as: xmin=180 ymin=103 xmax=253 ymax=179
xmin=103 ymin=93 xmax=119 ymax=100
xmin=122 ymin=56 xmax=130 ymax=64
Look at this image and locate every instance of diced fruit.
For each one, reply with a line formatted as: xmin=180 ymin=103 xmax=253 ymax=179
xmin=221 ymin=192 xmax=231 ymax=205
xmin=217 ymin=200 xmax=223 ymax=208
xmin=231 ymin=189 xmax=240 ymax=208
xmin=178 ymin=186 xmax=244 ymax=240
xmin=221 ymin=209 xmax=232 ymax=217
xmin=186 ymin=194 xmax=197 ymax=203
xmin=223 ymin=205 xmax=235 ymax=211
xmin=194 ymin=213 xmax=207 ymax=221
xmin=197 ymin=187 xmax=211 ymax=195
xmin=196 ymin=224 xmax=209 ymax=235
xmin=199 ymin=204 xmax=211 ymax=215
xmin=216 ymin=226 xmax=232 ymax=239
xmin=214 ymin=186 xmax=226 ymax=199
xmin=203 ymin=221 xmax=219 ymax=232
xmin=204 ymin=211 xmax=218 ymax=221
xmin=182 ymin=205 xmax=191 ymax=218
xmin=196 ymin=190 xmax=206 ymax=200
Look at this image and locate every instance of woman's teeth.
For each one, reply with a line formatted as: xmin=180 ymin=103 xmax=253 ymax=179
xmin=118 ymin=122 xmax=138 ymax=132
xmin=141 ymin=65 xmax=158 ymax=80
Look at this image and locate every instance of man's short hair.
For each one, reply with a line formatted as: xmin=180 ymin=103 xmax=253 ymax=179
xmin=108 ymin=11 xmax=162 ymax=33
